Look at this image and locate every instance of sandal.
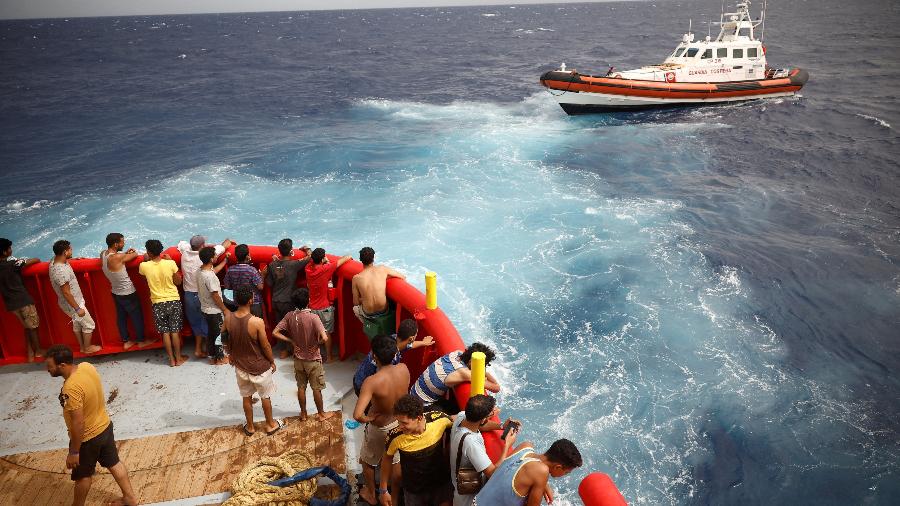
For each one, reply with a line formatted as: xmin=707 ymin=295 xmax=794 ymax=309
xmin=241 ymin=424 xmax=255 ymax=437
xmin=266 ymin=419 xmax=286 ymax=436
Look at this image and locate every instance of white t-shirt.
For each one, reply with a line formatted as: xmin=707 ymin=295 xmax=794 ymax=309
xmin=449 ymin=411 xmax=493 ymax=506
xmin=197 ymin=269 xmax=223 ymax=315
xmin=49 ymin=261 xmax=85 ymax=316
xmin=177 ymin=241 xmax=224 ymax=293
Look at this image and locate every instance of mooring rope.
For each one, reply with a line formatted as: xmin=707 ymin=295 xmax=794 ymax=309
xmin=223 ymin=449 xmax=317 ymax=506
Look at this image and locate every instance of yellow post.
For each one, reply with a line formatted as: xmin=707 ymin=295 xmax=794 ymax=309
xmin=425 ymin=271 xmax=437 ymax=310
xmin=470 ymin=351 xmax=486 ymax=397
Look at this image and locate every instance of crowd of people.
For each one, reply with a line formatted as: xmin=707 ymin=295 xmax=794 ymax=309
xmin=0 ymin=235 xmax=583 ymax=506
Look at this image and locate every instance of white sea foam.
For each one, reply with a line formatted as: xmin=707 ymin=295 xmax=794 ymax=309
xmin=856 ymin=113 xmax=891 ymax=129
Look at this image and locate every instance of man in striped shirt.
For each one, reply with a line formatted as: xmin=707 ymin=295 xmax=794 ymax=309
xmin=410 ymin=342 xmax=501 ymax=413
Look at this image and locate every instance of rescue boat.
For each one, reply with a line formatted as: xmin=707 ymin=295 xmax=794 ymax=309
xmin=540 ymin=1 xmax=808 ymax=114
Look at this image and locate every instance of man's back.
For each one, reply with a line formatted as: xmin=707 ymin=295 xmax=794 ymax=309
xmin=268 ymin=258 xmax=307 ymax=302
xmin=353 ymin=265 xmax=391 ymax=314
xmin=365 ymin=363 xmax=410 ymax=426
xmin=275 ymin=309 xmax=323 ymax=361
xmin=225 ymin=312 xmax=269 ymax=375
xmin=0 ymin=258 xmax=32 ymax=310
xmin=474 ymin=447 xmax=544 ymax=506
xmin=139 ymin=259 xmax=179 ymax=303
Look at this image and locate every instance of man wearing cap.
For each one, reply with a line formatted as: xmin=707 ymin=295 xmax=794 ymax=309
xmin=178 ymin=235 xmax=233 ymax=358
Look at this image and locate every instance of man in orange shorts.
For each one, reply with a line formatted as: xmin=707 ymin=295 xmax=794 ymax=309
xmin=0 ymin=238 xmax=44 ymax=361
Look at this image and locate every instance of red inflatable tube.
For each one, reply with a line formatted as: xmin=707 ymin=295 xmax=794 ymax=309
xmin=579 ymin=472 xmax=629 ymax=506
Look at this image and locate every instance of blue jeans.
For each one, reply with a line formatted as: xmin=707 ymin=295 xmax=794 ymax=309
xmin=183 ymin=291 xmax=208 ymax=337
xmin=113 ymin=292 xmax=145 ymax=342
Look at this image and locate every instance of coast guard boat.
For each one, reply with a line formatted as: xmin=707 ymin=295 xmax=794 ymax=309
xmin=540 ymin=1 xmax=808 ymax=114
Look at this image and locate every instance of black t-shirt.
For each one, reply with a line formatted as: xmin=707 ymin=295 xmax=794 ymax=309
xmin=0 ymin=258 xmax=34 ymax=311
xmin=267 ymin=258 xmax=310 ymax=303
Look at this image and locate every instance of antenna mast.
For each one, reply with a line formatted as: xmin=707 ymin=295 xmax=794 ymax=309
xmin=761 ymin=0 xmax=767 ymax=41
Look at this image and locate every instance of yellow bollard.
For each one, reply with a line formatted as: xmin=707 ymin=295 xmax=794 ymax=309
xmin=425 ymin=271 xmax=437 ymax=310
xmin=470 ymin=351 xmax=486 ymax=397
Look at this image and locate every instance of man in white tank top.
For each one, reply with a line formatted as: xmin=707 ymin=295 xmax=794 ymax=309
xmin=102 ymin=233 xmax=151 ymax=349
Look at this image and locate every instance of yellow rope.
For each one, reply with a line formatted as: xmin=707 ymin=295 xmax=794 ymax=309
xmin=223 ymin=449 xmax=318 ymax=506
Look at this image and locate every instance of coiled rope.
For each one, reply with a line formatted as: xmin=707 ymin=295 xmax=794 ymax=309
xmin=223 ymin=449 xmax=317 ymax=506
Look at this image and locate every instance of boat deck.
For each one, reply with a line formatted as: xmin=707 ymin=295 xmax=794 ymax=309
xmin=0 ymin=348 xmax=364 ymax=505
xmin=0 ymin=413 xmax=344 ymax=505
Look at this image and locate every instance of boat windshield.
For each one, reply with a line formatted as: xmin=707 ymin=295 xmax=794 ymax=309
xmin=685 ymin=47 xmax=700 ymax=58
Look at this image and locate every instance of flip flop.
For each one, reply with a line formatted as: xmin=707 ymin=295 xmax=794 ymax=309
xmin=266 ymin=419 xmax=285 ymax=436
xmin=241 ymin=424 xmax=255 ymax=437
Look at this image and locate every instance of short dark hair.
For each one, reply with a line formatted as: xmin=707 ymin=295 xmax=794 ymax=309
xmin=199 ymin=246 xmax=216 ymax=265
xmin=277 ymin=238 xmax=293 ymax=257
xmin=394 ymin=394 xmax=424 ymax=419
xmin=105 ymin=233 xmax=124 ymax=247
xmin=52 ymin=240 xmax=71 ymax=256
xmin=464 ymin=394 xmax=496 ymax=422
xmin=0 ymin=238 xmax=11 ymax=253
xmin=291 ymin=288 xmax=310 ymax=310
xmin=545 ymin=439 xmax=583 ymax=469
xmin=397 ymin=319 xmax=417 ymax=341
xmin=311 ymin=247 xmax=326 ymax=264
xmin=46 ymin=344 xmax=74 ymax=365
xmin=371 ymin=334 xmax=397 ymax=366
xmin=235 ymin=244 xmax=250 ymax=262
xmin=460 ymin=342 xmax=496 ymax=367
xmin=359 ymin=247 xmax=375 ymax=266
xmin=234 ymin=285 xmax=253 ymax=306
xmin=145 ymin=239 xmax=163 ymax=257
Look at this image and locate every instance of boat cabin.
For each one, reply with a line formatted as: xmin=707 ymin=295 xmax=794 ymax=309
xmin=618 ymin=1 xmax=770 ymax=83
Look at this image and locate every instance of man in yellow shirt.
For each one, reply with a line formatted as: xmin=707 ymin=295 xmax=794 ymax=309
xmin=139 ymin=239 xmax=186 ymax=367
xmin=380 ymin=394 xmax=454 ymax=506
xmin=46 ymin=344 xmax=137 ymax=506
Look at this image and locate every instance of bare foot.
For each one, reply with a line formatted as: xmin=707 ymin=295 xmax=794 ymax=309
xmin=359 ymin=486 xmax=377 ymax=506
xmin=215 ymin=356 xmax=230 ymax=366
xmin=316 ymin=411 xmax=336 ymax=422
xmin=176 ymin=355 xmax=189 ymax=366
xmin=27 ymin=354 xmax=35 ymax=363
xmin=169 ymin=359 xmax=177 ymax=367
xmin=35 ymin=349 xmax=46 ymax=358
xmin=194 ymin=350 xmax=207 ymax=358
xmin=299 ymin=411 xmax=308 ymax=422
xmin=138 ymin=338 xmax=159 ymax=348
xmin=123 ymin=341 xmax=135 ymax=350
xmin=83 ymin=345 xmax=102 ymax=354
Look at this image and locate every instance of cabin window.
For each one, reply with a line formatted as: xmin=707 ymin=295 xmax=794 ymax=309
xmin=747 ymin=47 xmax=758 ymax=58
xmin=733 ymin=48 xmax=744 ymax=58
xmin=675 ymin=48 xmax=686 ymax=57
xmin=685 ymin=47 xmax=700 ymax=58
xmin=717 ymin=48 xmax=728 ymax=58
xmin=702 ymin=49 xmax=712 ymax=59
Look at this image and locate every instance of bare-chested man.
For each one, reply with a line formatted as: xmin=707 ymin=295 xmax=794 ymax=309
xmin=351 ymin=247 xmax=405 ymax=339
xmin=354 ymin=334 xmax=410 ymax=505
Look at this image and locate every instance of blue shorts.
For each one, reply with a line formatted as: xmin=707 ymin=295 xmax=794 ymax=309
xmin=183 ymin=291 xmax=208 ymax=337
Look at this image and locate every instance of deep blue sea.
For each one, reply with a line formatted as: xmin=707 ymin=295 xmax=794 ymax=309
xmin=2 ymin=0 xmax=899 ymax=504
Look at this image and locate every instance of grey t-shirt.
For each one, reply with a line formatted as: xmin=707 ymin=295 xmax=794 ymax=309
xmin=267 ymin=258 xmax=309 ymax=303
xmin=49 ymin=261 xmax=85 ymax=316
xmin=449 ymin=411 xmax=493 ymax=506
xmin=197 ymin=269 xmax=223 ymax=315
